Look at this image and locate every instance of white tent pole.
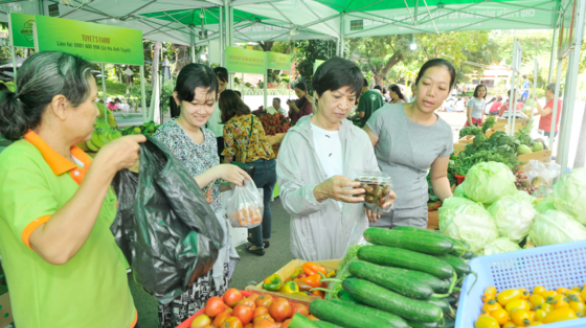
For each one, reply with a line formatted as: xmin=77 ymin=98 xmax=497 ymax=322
xmin=531 ymin=58 xmax=538 ymax=121
xmin=558 ymin=0 xmax=586 ymax=175
xmin=224 ymin=0 xmax=231 ymax=47
xmin=191 ymin=45 xmax=196 ymax=64
xmin=264 ymin=52 xmax=268 ymax=109
xmin=340 ymin=12 xmax=345 ymax=58
xmin=507 ymin=40 xmax=518 ymax=136
xmin=101 ymin=63 xmax=107 ymax=119
xmin=219 ymin=5 xmax=224 ymax=66
xmin=549 ymin=60 xmax=563 ymax=151
xmin=140 ymin=65 xmax=147 ymax=122
xmin=8 ymin=14 xmax=18 ymax=92
xmin=547 ymin=26 xmax=557 ymax=83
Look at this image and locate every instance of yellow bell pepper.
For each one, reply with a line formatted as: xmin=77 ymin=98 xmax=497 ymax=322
xmin=279 ymin=280 xmax=300 ymax=294
xmin=262 ymin=274 xmax=283 ymax=291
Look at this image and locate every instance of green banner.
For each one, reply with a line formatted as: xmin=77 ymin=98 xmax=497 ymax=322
xmin=9 ymin=13 xmax=35 ymax=48
xmin=267 ymin=52 xmax=291 ymax=71
xmin=225 ymin=47 xmax=266 ymax=74
xmin=35 ymin=15 xmax=143 ymax=65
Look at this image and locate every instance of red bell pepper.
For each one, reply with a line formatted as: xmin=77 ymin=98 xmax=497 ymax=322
xmin=300 ymin=273 xmax=322 ymax=288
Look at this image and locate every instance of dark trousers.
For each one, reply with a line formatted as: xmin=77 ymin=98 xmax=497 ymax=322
xmin=248 ymin=159 xmax=277 ymax=247
xmin=544 ymin=131 xmax=558 ymax=138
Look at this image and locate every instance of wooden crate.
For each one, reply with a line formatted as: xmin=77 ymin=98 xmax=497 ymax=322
xmin=245 ymin=259 xmax=339 ymax=303
xmin=428 ymin=210 xmax=439 ymax=230
xmin=458 ymin=135 xmax=475 ymax=144
xmin=519 ymin=150 xmax=552 ymax=169
xmin=493 ymin=118 xmax=528 ymax=133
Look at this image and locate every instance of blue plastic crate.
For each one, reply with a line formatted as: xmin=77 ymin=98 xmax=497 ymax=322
xmin=456 ymin=240 xmax=586 ymax=328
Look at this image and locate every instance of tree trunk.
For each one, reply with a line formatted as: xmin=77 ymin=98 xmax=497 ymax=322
xmin=574 ymin=101 xmax=586 ymax=168
xmin=376 ymin=52 xmax=404 ymax=86
xmin=374 ymin=74 xmax=384 ymax=87
xmin=173 ymin=46 xmax=191 ymax=75
xmin=260 ymin=41 xmax=274 ymax=52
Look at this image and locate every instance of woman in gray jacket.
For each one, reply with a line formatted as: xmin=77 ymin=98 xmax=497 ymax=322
xmin=277 ymin=58 xmax=396 ymax=261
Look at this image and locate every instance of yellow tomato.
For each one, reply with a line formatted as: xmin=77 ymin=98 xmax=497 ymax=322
xmin=581 ymin=288 xmax=586 ymax=302
xmin=535 ymin=309 xmax=547 ymax=321
xmin=481 ymin=293 xmax=495 ymax=303
xmin=530 ymin=322 xmax=544 ymax=326
xmin=541 ymin=303 xmax=554 ymax=313
xmin=482 ymin=299 xmax=503 ymax=313
xmin=541 ymin=291 xmax=557 ymax=299
xmin=533 ymin=286 xmax=546 ymax=296
xmin=569 ymin=299 xmax=585 ymax=317
xmin=553 ymin=295 xmax=570 ymax=309
xmin=474 ymin=315 xmax=500 ymax=328
xmin=511 ymin=310 xmax=533 ymax=327
xmin=506 ymin=299 xmax=532 ymax=314
xmin=519 ymin=288 xmax=530 ymax=300
xmin=502 ymin=321 xmax=516 ymax=328
xmin=484 ymin=286 xmax=497 ymax=296
xmin=542 ymin=308 xmax=578 ymax=323
xmin=498 ymin=289 xmax=522 ymax=306
xmin=490 ymin=308 xmax=510 ymax=325
xmin=557 ymin=288 xmax=569 ymax=295
xmin=567 ymin=291 xmax=584 ymax=302
xmin=572 ymin=286 xmax=582 ymax=292
xmin=529 ymin=295 xmax=545 ymax=309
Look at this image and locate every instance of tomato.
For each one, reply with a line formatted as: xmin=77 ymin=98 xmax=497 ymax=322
xmin=474 ymin=315 xmax=499 ymax=328
xmin=502 ymin=321 xmax=515 ymax=328
xmin=290 ymin=303 xmax=309 ymax=317
xmin=481 ymin=293 xmax=495 ymax=303
xmin=497 ymin=289 xmax=522 ymax=306
xmin=533 ymin=286 xmax=546 ymax=296
xmin=214 ymin=311 xmax=232 ymax=327
xmin=505 ymin=299 xmax=531 ymax=313
xmin=224 ymin=289 xmax=244 ymax=307
xmin=233 ymin=304 xmax=254 ymax=325
xmin=270 ymin=298 xmax=292 ymax=322
xmin=223 ymin=316 xmax=244 ymax=328
xmin=254 ymin=306 xmax=269 ymax=319
xmin=205 ymin=296 xmax=226 ymax=318
xmin=190 ymin=314 xmax=211 ymax=328
xmin=481 ymin=300 xmax=502 ymax=313
xmin=254 ymin=319 xmax=277 ymax=328
xmin=254 ymin=314 xmax=274 ymax=323
xmin=280 ymin=319 xmax=292 ymax=328
xmin=239 ymin=298 xmax=257 ymax=311
xmin=256 ymin=295 xmax=273 ymax=308
xmin=542 ymin=308 xmax=578 ymax=323
xmin=244 ymin=324 xmax=253 ymax=328
xmin=511 ymin=310 xmax=533 ymax=326
xmin=248 ymin=294 xmax=261 ymax=303
xmin=490 ymin=308 xmax=509 ymax=325
xmin=484 ymin=286 xmax=497 ymax=296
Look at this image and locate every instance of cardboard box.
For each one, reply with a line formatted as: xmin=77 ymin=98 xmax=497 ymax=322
xmin=0 ymin=292 xmax=13 ymax=328
xmin=245 ymin=259 xmax=339 ymax=303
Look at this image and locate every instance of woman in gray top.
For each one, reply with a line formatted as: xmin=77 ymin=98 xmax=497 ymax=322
xmin=364 ymin=59 xmax=455 ymax=229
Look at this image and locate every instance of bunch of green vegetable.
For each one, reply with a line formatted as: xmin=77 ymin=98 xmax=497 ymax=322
xmin=458 ymin=126 xmax=483 ymax=139
xmin=315 ymin=228 xmax=473 ymax=328
xmin=454 ymin=130 xmax=519 ymax=176
xmin=482 ymin=116 xmax=496 ymax=133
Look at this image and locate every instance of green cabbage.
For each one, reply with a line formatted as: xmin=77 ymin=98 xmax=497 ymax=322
xmin=505 ymin=190 xmax=537 ymax=204
xmin=462 ymin=162 xmax=517 ymax=205
xmin=482 ymin=237 xmax=522 ymax=256
xmin=534 ymin=196 xmax=556 ymax=213
xmin=454 ymin=184 xmax=466 ymax=198
xmin=528 ymin=210 xmax=586 ymax=247
xmin=551 ymin=168 xmax=586 ymax=224
xmin=488 ymin=198 xmax=536 ymax=242
xmin=439 ymin=197 xmax=498 ymax=254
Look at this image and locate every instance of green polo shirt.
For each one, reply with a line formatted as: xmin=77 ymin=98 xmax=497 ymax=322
xmin=0 ymin=132 xmax=136 ymax=328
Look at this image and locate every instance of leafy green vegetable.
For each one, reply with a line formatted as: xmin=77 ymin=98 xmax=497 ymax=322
xmin=462 ymin=162 xmax=517 ymax=205
xmin=528 ymin=210 xmax=586 ymax=247
xmin=482 ymin=116 xmax=496 ymax=133
xmin=551 ymin=168 xmax=586 ymax=224
xmin=482 ymin=237 xmax=522 ymax=256
xmin=488 ymin=197 xmax=537 ymax=242
xmin=459 ymin=126 xmax=483 ymax=138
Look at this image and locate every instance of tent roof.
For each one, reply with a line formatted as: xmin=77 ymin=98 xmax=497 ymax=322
xmin=0 ymin=0 xmax=565 ymax=46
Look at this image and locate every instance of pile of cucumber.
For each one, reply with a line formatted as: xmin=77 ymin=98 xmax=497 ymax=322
xmin=308 ymin=226 xmax=474 ymax=328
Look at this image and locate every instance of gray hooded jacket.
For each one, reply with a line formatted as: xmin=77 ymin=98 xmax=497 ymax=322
xmin=277 ymin=115 xmax=388 ymax=261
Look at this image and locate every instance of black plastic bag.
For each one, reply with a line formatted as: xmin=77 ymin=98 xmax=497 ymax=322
xmin=111 ymin=137 xmax=224 ymax=304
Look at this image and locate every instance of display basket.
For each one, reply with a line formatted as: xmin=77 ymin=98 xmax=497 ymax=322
xmin=456 ymin=240 xmax=586 ymax=328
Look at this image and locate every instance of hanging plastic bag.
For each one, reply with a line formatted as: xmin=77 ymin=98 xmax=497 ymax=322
xmin=226 ymin=179 xmax=263 ymax=229
xmin=111 ymin=137 xmax=224 ymax=305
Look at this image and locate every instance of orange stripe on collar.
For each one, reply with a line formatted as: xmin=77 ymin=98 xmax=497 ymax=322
xmin=24 ymin=131 xmax=92 ymax=176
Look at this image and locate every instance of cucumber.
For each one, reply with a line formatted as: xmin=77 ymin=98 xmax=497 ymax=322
xmin=331 ymin=300 xmax=409 ymax=328
xmin=358 ymin=245 xmax=455 ymax=279
xmin=289 ymin=313 xmax=320 ymax=328
xmin=392 ymin=227 xmax=471 ymax=257
xmin=363 ymin=228 xmax=453 ymax=255
xmin=406 ymin=320 xmax=441 ymax=328
xmin=427 ymin=297 xmax=450 ymax=313
xmin=408 ymin=270 xmax=450 ymax=293
xmin=343 ymin=278 xmax=444 ymax=323
xmin=314 ymin=321 xmax=343 ymax=328
xmin=435 ymin=254 xmax=471 ymax=275
xmin=348 ymin=260 xmax=434 ymax=299
xmin=461 ymin=250 xmax=473 ymax=259
xmin=338 ymin=291 xmax=361 ymax=304
xmin=309 ymin=300 xmax=396 ymax=328
xmin=443 ymin=318 xmax=455 ymax=328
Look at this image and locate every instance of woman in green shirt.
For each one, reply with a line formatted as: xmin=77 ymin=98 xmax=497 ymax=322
xmin=0 ymin=52 xmax=144 ymax=328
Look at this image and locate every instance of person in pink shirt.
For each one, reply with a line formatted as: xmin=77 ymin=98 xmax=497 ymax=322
xmin=534 ymin=83 xmax=563 ymax=138
xmin=489 ymin=96 xmax=503 ymax=115
xmin=498 ymin=90 xmax=523 ymax=117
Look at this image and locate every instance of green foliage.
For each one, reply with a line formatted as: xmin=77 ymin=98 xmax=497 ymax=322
xmin=482 ymin=116 xmax=496 ymax=133
xmin=293 ymin=40 xmax=336 ymax=91
xmin=459 ymin=126 xmax=483 ymax=138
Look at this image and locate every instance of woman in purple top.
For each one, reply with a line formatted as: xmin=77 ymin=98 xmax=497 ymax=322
xmin=287 ymin=82 xmax=313 ymax=125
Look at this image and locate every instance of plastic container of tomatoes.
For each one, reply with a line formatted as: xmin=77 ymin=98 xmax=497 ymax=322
xmin=455 ymin=240 xmax=586 ymax=328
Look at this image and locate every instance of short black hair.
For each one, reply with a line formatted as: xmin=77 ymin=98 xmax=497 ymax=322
xmin=273 ymin=97 xmax=281 ymax=103
xmin=373 ymin=85 xmax=382 ymax=91
xmin=415 ymin=58 xmax=457 ymax=90
xmin=497 ymin=96 xmax=503 ymax=102
xmin=114 ymin=97 xmax=121 ymax=103
xmin=473 ymin=84 xmax=487 ymax=99
xmin=294 ymin=81 xmax=307 ymax=92
xmin=312 ymin=57 xmax=363 ymax=98
xmin=389 ymin=84 xmax=406 ymax=101
xmin=175 ymin=63 xmax=218 ymax=102
xmin=213 ymin=66 xmax=228 ymax=83
xmin=523 ymin=75 xmax=527 ymax=79
xmin=234 ymin=90 xmax=242 ymax=97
